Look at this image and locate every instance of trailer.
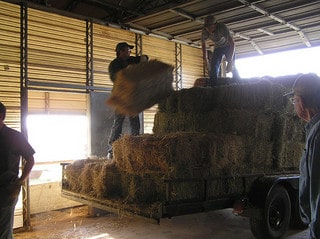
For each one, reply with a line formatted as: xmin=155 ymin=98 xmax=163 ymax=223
xmin=61 ymin=79 xmax=307 ymax=238
xmin=61 ymin=162 xmax=307 ymax=239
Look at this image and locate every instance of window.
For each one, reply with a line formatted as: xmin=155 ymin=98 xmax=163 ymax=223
xmin=27 ymin=114 xmax=89 ymax=162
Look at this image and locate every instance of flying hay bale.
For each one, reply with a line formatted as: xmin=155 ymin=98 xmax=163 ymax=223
xmin=106 ymin=59 xmax=174 ymax=116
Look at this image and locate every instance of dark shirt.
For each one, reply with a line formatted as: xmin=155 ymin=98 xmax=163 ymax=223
xmin=0 ymin=125 xmax=35 ymax=185
xmin=299 ymin=112 xmax=320 ymax=238
xmin=108 ymin=56 xmax=142 ymax=82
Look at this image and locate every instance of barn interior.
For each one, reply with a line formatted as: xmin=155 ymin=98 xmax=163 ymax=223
xmin=1 ymin=0 xmax=319 ymax=238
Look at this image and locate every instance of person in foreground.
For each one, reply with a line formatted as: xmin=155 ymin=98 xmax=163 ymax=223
xmin=285 ymin=73 xmax=320 ymax=239
xmin=0 ymin=101 xmax=35 ymax=239
xmin=201 ymin=15 xmax=236 ymax=86
xmin=107 ymin=42 xmax=148 ymax=159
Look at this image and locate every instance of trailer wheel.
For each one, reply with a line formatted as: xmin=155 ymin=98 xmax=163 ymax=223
xmin=290 ymin=193 xmax=308 ymax=229
xmin=250 ymin=185 xmax=291 ymax=239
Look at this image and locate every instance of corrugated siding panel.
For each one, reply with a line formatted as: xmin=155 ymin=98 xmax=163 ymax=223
xmin=27 ymin=8 xmax=87 ymax=92
xmin=142 ymin=35 xmax=176 ymax=133
xmin=26 ymin=8 xmax=88 ymax=113
xmin=181 ymin=45 xmax=204 ymax=89
xmin=28 ymin=91 xmax=87 ymax=114
xmin=0 ymin=1 xmax=21 ymax=130
xmin=93 ymin=24 xmax=135 ymax=89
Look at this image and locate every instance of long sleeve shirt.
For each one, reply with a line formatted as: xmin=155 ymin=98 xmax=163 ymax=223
xmin=299 ymin=112 xmax=320 ymax=238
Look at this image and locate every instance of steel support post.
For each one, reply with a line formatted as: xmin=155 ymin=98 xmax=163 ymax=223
xmin=20 ymin=1 xmax=31 ymax=230
xmin=175 ymin=43 xmax=182 ymax=90
xmin=86 ymin=19 xmax=94 ymax=92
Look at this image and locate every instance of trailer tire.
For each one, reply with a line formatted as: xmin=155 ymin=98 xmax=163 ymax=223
xmin=290 ymin=193 xmax=308 ymax=229
xmin=250 ymin=185 xmax=291 ymax=239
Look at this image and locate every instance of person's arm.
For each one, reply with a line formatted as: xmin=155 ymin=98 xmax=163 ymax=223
xmin=19 ymin=155 xmax=35 ymax=183
xmin=226 ymin=36 xmax=235 ymax=73
xmin=108 ymin=60 xmax=123 ymax=82
xmin=201 ymin=30 xmax=210 ymax=73
xmin=308 ymin=132 xmax=320 ymax=238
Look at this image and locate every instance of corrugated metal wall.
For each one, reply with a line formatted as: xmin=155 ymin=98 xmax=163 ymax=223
xmin=93 ymin=24 xmax=135 ymax=89
xmin=0 ymin=1 xmax=21 ymax=129
xmin=0 ymin=1 xmax=204 ymax=131
xmin=27 ymin=7 xmax=88 ymax=113
xmin=142 ymin=35 xmax=176 ymax=133
xmin=181 ymin=44 xmax=204 ymax=88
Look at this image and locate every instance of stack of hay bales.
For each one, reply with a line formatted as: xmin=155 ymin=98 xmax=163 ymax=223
xmin=63 ymin=75 xmax=306 ymax=215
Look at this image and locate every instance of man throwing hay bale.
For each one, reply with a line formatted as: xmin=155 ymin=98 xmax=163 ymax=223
xmin=106 ymin=42 xmax=148 ymax=159
xmin=106 ymin=59 xmax=174 ymax=116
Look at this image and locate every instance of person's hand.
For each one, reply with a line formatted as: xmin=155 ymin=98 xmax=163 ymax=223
xmin=226 ymin=61 xmax=233 ymax=73
xmin=204 ymin=57 xmax=211 ymax=73
xmin=8 ymin=180 xmax=22 ymax=200
xmin=140 ymin=55 xmax=148 ymax=62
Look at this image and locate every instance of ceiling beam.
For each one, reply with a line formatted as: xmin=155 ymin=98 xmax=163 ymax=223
xmin=237 ymin=0 xmax=311 ymax=47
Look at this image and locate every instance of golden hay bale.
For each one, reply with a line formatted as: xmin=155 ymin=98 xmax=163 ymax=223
xmin=113 ymin=134 xmax=174 ymax=174
xmin=106 ymin=59 xmax=174 ymax=116
xmin=153 ymin=109 xmax=276 ymax=138
xmin=90 ymin=162 xmax=122 ymax=199
xmin=120 ymin=173 xmax=166 ymax=203
xmin=113 ymin=132 xmax=295 ymax=178
xmin=158 ymin=80 xmax=287 ymax=114
xmin=64 ymin=158 xmax=106 ymax=193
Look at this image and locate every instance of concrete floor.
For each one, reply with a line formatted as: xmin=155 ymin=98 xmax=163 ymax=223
xmin=14 ymin=206 xmax=309 ymax=239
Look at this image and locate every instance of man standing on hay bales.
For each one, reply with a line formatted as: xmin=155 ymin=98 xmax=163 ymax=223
xmin=201 ymin=15 xmax=238 ymax=87
xmin=0 ymin=101 xmax=35 ymax=239
xmin=107 ymin=42 xmax=148 ymax=159
xmin=285 ymin=73 xmax=320 ymax=239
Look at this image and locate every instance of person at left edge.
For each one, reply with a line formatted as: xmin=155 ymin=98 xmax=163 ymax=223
xmin=0 ymin=101 xmax=35 ymax=239
xmin=107 ymin=42 xmax=148 ymax=159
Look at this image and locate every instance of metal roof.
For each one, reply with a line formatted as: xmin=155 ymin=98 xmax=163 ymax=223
xmin=6 ymin=0 xmax=320 ymax=58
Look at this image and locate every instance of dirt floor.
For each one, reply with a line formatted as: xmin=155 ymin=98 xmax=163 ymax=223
xmin=14 ymin=206 xmax=309 ymax=239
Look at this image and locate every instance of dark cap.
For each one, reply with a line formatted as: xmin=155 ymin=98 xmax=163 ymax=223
xmin=204 ymin=15 xmax=217 ymax=27
xmin=115 ymin=42 xmax=134 ymax=52
xmin=284 ymin=73 xmax=320 ymax=97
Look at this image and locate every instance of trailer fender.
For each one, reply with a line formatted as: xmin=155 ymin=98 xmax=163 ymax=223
xmin=248 ymin=175 xmax=299 ymax=209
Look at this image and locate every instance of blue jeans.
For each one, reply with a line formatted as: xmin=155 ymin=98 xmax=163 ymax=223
xmin=108 ymin=112 xmax=140 ymax=152
xmin=0 ymin=197 xmax=18 ymax=239
xmin=208 ymin=45 xmax=235 ymax=86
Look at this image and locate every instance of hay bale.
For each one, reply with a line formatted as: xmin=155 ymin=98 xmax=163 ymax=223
xmin=106 ymin=59 xmax=174 ymax=116
xmin=113 ymin=134 xmax=174 ymax=174
xmin=120 ymin=173 xmax=166 ymax=203
xmin=90 ymin=162 xmax=122 ymax=199
xmin=65 ymin=159 xmax=101 ymax=192
xmin=79 ymin=163 xmax=96 ymax=195
xmin=113 ymin=132 xmax=287 ymax=178
xmin=153 ymin=109 xmax=276 ymax=138
xmin=158 ymin=80 xmax=287 ymax=114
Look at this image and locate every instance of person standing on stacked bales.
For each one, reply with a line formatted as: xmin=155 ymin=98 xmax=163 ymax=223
xmin=201 ymin=15 xmax=239 ymax=87
xmin=0 ymin=101 xmax=35 ymax=239
xmin=285 ymin=73 xmax=320 ymax=239
xmin=107 ymin=42 xmax=148 ymax=159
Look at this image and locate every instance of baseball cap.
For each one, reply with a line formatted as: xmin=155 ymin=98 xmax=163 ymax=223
xmin=115 ymin=42 xmax=134 ymax=52
xmin=284 ymin=73 xmax=320 ymax=97
xmin=204 ymin=15 xmax=217 ymax=27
